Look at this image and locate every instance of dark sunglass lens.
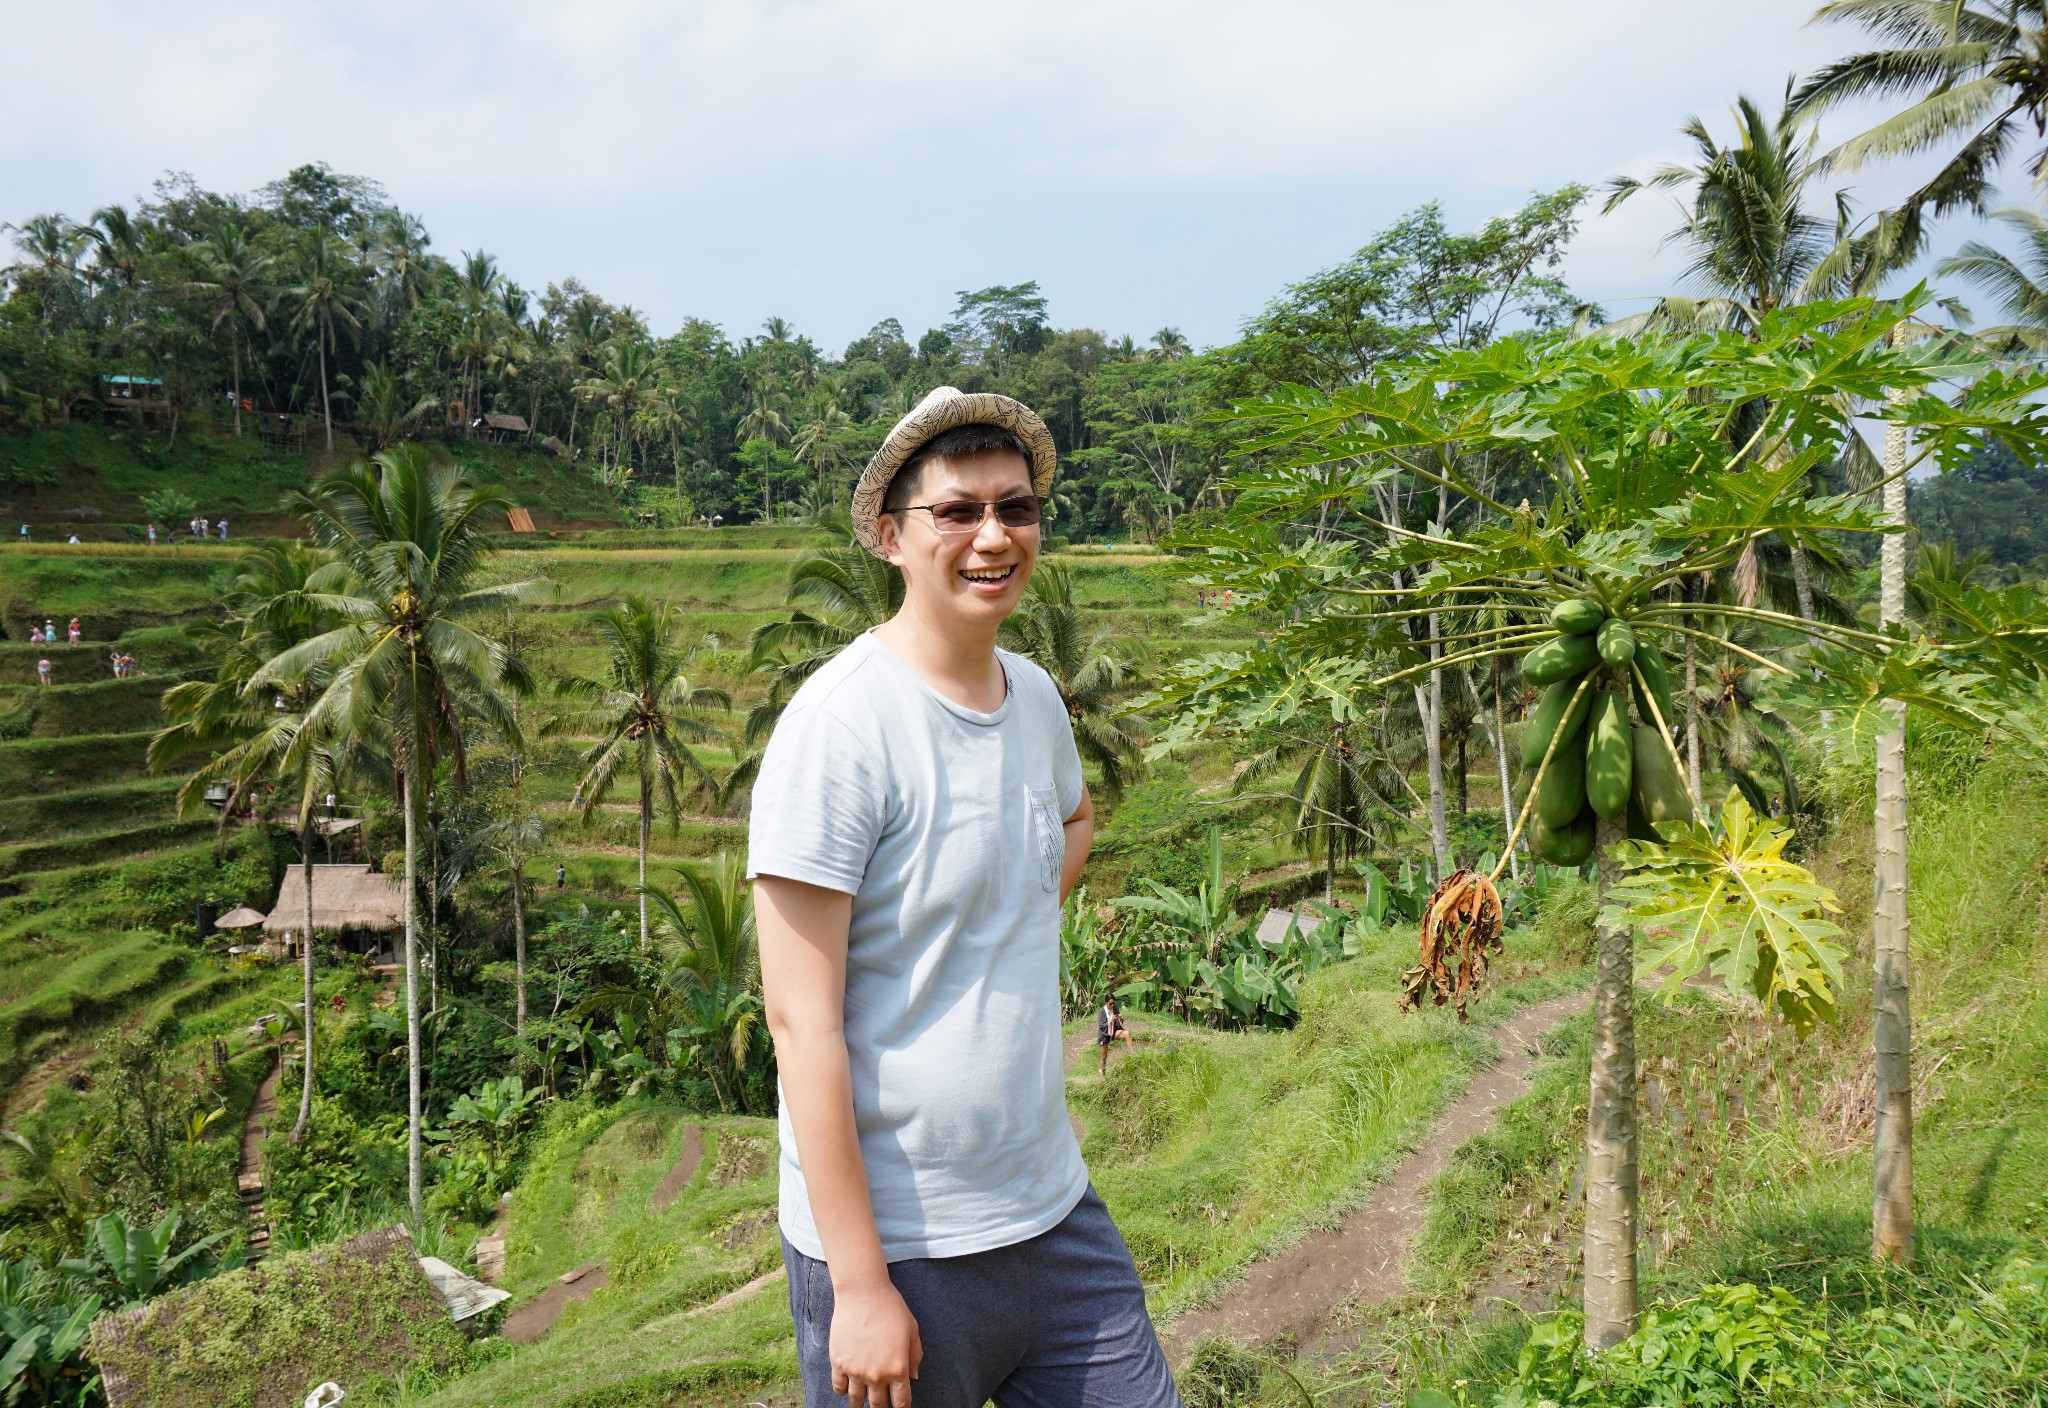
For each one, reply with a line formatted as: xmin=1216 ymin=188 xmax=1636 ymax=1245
xmin=932 ymin=503 xmax=985 ymax=530
xmin=995 ymin=497 xmax=1042 ymax=527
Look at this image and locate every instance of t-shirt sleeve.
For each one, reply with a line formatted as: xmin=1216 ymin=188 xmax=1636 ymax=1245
xmin=746 ymin=704 xmax=886 ymax=895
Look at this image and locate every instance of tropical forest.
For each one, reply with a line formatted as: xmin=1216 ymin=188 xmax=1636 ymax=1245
xmin=3 ymin=3 xmax=2048 ymax=1405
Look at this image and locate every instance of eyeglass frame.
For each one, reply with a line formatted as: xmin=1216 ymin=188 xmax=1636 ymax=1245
xmin=890 ymin=494 xmax=1047 ymax=535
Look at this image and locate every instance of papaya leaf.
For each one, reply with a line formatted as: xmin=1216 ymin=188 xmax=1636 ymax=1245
xmin=1603 ymin=796 xmax=1847 ymax=1038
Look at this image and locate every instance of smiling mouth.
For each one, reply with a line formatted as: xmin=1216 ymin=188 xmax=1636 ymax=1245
xmin=960 ymin=566 xmax=1015 ymax=584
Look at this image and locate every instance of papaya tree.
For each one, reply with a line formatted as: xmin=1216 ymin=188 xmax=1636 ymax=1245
xmin=1142 ymin=291 xmax=2048 ymax=1349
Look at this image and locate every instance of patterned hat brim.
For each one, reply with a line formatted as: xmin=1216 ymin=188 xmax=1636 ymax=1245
xmin=850 ymin=388 xmax=1057 ymax=557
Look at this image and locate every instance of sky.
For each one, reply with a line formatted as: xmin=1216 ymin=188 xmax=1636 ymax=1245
xmin=0 ymin=0 xmax=2010 ymax=353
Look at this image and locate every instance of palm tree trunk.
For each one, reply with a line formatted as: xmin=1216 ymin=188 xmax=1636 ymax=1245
xmin=1421 ymin=618 xmax=1450 ymax=875
xmin=403 ymin=769 xmax=423 ymax=1220
xmin=1584 ymin=810 xmax=1639 ymax=1349
xmin=317 ymin=319 xmax=335 ymax=452
xmin=512 ymin=860 xmax=528 ymax=1037
xmin=639 ymin=764 xmax=652 ymax=949
xmin=1490 ymin=658 xmax=1520 ymax=880
xmin=1873 ymin=382 xmax=1914 ymax=1265
xmin=290 ymin=822 xmax=315 ymax=1144
xmin=231 ymin=333 xmax=243 ymax=439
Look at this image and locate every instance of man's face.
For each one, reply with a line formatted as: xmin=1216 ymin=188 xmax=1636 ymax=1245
xmin=876 ymin=449 xmax=1039 ymax=632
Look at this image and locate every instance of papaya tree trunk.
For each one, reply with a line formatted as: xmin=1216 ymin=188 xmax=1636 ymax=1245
xmin=1420 ymin=613 xmax=1450 ymax=876
xmin=1584 ymin=810 xmax=1639 ymax=1349
xmin=1873 ymin=380 xmax=1914 ymax=1265
xmin=1684 ymin=580 xmax=1701 ymax=800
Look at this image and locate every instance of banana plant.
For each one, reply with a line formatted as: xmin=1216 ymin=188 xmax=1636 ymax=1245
xmin=57 ymin=1210 xmax=228 ymax=1309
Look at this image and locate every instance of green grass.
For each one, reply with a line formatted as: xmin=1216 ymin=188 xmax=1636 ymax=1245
xmin=1300 ymin=748 xmax=2048 ymax=1408
xmin=0 ymin=932 xmax=192 ymax=1088
xmin=1079 ymin=924 xmax=1581 ymax=1318
xmin=0 ymin=730 xmax=154 ymax=790
xmin=0 ymin=775 xmax=186 ymax=845
xmin=376 ymin=1103 xmax=797 ymax=1408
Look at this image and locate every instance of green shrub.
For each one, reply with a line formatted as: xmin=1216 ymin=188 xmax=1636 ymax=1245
xmin=1535 ymin=872 xmax=1597 ymax=966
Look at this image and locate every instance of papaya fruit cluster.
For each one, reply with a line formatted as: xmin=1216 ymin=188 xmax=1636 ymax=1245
xmin=1519 ymin=598 xmax=1694 ymax=866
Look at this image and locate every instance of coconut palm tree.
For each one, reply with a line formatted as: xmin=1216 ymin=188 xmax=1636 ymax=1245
xmin=255 ymin=445 xmax=545 ymax=1216
xmin=552 ymin=595 xmax=731 ymax=949
xmin=793 ymin=396 xmax=852 ymax=493
xmin=1 ymin=214 xmax=88 ymax=323
xmin=374 ymin=210 xmax=433 ymax=312
xmin=1793 ymin=0 xmax=2048 ymax=217
xmin=1937 ymin=205 xmax=2048 ymax=347
xmin=575 ymin=341 xmax=667 ymax=474
xmin=280 ymin=233 xmax=368 ymax=451
xmin=1149 ymin=327 xmax=1192 ymax=362
xmin=342 ymin=362 xmax=439 ymax=451
xmin=180 ymin=221 xmax=274 ymax=440
xmin=998 ymin=562 xmax=1148 ymax=802
xmin=1232 ymin=695 xmax=1402 ymax=901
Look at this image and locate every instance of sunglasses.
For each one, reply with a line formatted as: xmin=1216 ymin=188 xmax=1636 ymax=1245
xmin=898 ymin=494 xmax=1046 ymax=534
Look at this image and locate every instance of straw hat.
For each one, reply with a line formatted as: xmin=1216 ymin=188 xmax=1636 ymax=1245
xmin=850 ymin=386 xmax=1057 ymax=557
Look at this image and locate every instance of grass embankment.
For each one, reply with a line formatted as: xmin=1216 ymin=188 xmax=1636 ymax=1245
xmin=379 ymin=1106 xmax=792 ymax=1408
xmin=0 ymin=421 xmax=635 ymax=537
xmin=1263 ymin=738 xmax=2048 ymax=1407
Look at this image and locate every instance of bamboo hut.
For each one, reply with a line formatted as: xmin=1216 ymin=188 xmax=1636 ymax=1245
xmin=263 ymin=864 xmax=405 ymax=961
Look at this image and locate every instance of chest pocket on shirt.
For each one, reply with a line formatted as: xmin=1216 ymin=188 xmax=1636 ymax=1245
xmin=1028 ymin=786 xmax=1064 ymax=894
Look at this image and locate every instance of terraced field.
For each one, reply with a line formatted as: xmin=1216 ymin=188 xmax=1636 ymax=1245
xmin=0 ymin=530 xmax=1242 ymax=1143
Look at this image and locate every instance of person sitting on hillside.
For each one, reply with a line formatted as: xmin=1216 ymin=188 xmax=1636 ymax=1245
xmin=751 ymin=388 xmax=1179 ymax=1408
xmin=1097 ymin=994 xmax=1135 ymax=1075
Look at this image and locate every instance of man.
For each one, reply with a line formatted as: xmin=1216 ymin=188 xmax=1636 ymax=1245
xmin=1096 ymin=995 xmax=1135 ymax=1076
xmin=751 ymin=387 xmax=1180 ymax=1408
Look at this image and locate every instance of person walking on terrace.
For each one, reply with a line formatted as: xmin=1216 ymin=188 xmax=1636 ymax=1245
xmin=752 ymin=387 xmax=1180 ymax=1408
xmin=1096 ymin=995 xmax=1135 ymax=1076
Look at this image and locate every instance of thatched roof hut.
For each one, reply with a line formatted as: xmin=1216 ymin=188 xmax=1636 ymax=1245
xmin=263 ymin=864 xmax=404 ymax=936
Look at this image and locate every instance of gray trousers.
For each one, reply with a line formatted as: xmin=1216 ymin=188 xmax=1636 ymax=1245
xmin=781 ymin=1186 xmax=1182 ymax=1407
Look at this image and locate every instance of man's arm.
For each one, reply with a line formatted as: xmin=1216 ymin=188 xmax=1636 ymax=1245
xmin=1061 ymin=785 xmax=1094 ymax=903
xmin=756 ymin=875 xmax=921 ymax=1406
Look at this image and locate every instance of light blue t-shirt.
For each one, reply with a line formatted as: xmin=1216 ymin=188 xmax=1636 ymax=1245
xmin=747 ymin=631 xmax=1089 ymax=1261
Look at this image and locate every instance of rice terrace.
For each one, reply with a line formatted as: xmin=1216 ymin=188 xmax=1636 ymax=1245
xmin=4 ymin=3 xmax=2048 ymax=1406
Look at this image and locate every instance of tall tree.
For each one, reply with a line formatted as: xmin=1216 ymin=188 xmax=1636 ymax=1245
xmin=280 ymin=233 xmax=368 ymax=451
xmin=257 ymin=445 xmax=544 ymax=1216
xmin=553 ymin=595 xmax=730 ymax=949
xmin=180 ymin=222 xmax=274 ymax=439
xmin=1794 ymin=0 xmax=2048 ymax=217
xmin=998 ymin=562 xmax=1149 ymax=801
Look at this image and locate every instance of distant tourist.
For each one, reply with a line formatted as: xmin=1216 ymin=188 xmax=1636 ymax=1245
xmin=217 ymin=518 xmax=229 ymax=541
xmin=147 ymin=523 xmax=158 ymax=546
xmin=67 ymin=533 xmax=80 ymax=544
xmin=67 ymin=619 xmax=80 ymax=645
xmin=17 ymin=524 xmax=27 ymax=542
xmin=43 ymin=620 xmax=55 ymax=640
xmin=1097 ymin=994 xmax=1135 ymax=1075
xmin=555 ymin=862 xmax=566 ymax=890
xmin=26 ymin=625 xmax=41 ymax=644
xmin=198 ymin=516 xmax=210 ymax=539
xmin=36 ymin=658 xmax=51 ymax=686
xmin=188 ymin=517 xmax=199 ymax=538
xmin=108 ymin=651 xmax=122 ymax=679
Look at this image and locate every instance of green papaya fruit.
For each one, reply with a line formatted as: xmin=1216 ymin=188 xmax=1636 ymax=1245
xmin=1519 ymin=676 xmax=1595 ymax=769
xmin=1632 ymin=642 xmax=1677 ymax=729
xmin=1536 ymin=724 xmax=1587 ymax=829
xmin=1585 ymin=690 xmax=1632 ymax=820
xmin=1522 ymin=631 xmax=1601 ymax=685
xmin=1550 ymin=598 xmax=1606 ymax=635
xmin=1630 ymin=723 xmax=1694 ymax=829
xmin=1533 ymin=805 xmax=1596 ymax=866
xmin=1597 ymin=618 xmax=1636 ymax=667
xmin=1626 ymin=788 xmax=1658 ymax=843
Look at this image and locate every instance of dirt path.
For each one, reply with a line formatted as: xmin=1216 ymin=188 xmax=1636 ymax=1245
xmin=237 ymin=1054 xmax=281 ymax=1263
xmin=504 ymin=1262 xmax=608 ymax=1344
xmin=653 ymin=1125 xmax=706 ymax=1211
xmin=1165 ymin=990 xmax=1583 ymax=1354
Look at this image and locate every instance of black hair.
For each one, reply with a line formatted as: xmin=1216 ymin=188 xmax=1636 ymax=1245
xmin=881 ymin=423 xmax=1034 ymax=516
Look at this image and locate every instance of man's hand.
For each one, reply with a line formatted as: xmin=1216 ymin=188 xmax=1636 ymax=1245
xmin=830 ymin=1277 xmax=922 ymax=1407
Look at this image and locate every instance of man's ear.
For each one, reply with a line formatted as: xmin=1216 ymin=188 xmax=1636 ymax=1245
xmin=874 ymin=511 xmax=908 ymax=569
